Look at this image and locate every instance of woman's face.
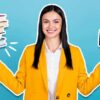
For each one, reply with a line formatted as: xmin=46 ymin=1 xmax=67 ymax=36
xmin=42 ymin=11 xmax=62 ymax=40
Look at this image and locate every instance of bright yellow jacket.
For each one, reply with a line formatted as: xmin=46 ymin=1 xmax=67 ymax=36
xmin=0 ymin=42 xmax=100 ymax=100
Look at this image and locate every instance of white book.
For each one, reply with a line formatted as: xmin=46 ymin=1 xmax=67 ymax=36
xmin=0 ymin=27 xmax=4 ymax=33
xmin=98 ymin=29 xmax=100 ymax=47
xmin=0 ymin=14 xmax=7 ymax=21
xmin=0 ymin=37 xmax=7 ymax=48
xmin=0 ymin=20 xmax=9 ymax=27
xmin=0 ymin=17 xmax=6 ymax=21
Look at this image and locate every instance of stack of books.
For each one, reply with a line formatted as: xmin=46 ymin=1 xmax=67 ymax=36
xmin=98 ymin=29 xmax=100 ymax=47
xmin=0 ymin=14 xmax=8 ymax=48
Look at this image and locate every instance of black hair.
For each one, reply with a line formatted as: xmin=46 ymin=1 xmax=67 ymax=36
xmin=33 ymin=4 xmax=73 ymax=69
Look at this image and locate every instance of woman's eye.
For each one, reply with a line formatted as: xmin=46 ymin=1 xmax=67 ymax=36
xmin=54 ymin=20 xmax=59 ymax=23
xmin=43 ymin=20 xmax=49 ymax=23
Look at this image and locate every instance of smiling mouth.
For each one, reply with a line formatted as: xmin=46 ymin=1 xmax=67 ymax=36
xmin=47 ymin=30 xmax=56 ymax=33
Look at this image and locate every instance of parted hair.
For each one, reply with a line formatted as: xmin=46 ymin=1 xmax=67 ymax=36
xmin=33 ymin=4 xmax=73 ymax=69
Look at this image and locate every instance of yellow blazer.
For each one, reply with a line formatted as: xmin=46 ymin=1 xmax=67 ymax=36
xmin=0 ymin=42 xmax=100 ymax=100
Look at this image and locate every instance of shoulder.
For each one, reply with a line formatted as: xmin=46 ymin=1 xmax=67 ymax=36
xmin=69 ymin=43 xmax=83 ymax=56
xmin=69 ymin=43 xmax=85 ymax=68
xmin=20 ymin=43 xmax=36 ymax=61
xmin=22 ymin=43 xmax=36 ymax=56
xmin=24 ymin=43 xmax=36 ymax=52
xmin=69 ymin=43 xmax=80 ymax=51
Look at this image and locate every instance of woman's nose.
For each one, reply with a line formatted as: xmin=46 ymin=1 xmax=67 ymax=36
xmin=48 ymin=22 xmax=54 ymax=28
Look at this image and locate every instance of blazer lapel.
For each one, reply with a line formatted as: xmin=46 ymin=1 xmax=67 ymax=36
xmin=39 ymin=41 xmax=67 ymax=93
xmin=39 ymin=41 xmax=48 ymax=91
xmin=56 ymin=48 xmax=66 ymax=92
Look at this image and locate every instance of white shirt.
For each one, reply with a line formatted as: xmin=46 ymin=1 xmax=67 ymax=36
xmin=45 ymin=41 xmax=62 ymax=100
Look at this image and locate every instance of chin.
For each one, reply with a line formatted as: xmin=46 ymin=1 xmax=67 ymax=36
xmin=46 ymin=35 xmax=59 ymax=39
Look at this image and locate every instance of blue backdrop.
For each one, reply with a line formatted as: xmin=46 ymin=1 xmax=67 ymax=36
xmin=0 ymin=0 xmax=100 ymax=100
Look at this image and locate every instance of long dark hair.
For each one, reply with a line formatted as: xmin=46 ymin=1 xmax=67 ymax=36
xmin=33 ymin=4 xmax=73 ymax=69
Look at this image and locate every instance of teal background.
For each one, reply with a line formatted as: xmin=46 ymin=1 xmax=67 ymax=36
xmin=0 ymin=0 xmax=100 ymax=100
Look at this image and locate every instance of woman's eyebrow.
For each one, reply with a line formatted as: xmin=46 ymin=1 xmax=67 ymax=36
xmin=42 ymin=19 xmax=49 ymax=21
xmin=42 ymin=19 xmax=61 ymax=21
xmin=53 ymin=19 xmax=61 ymax=21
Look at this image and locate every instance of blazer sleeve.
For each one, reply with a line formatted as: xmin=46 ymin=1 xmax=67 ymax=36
xmin=0 ymin=47 xmax=27 ymax=95
xmin=77 ymin=48 xmax=100 ymax=96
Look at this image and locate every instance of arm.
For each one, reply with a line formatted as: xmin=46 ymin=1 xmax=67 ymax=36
xmin=77 ymin=48 xmax=100 ymax=96
xmin=0 ymin=48 xmax=27 ymax=96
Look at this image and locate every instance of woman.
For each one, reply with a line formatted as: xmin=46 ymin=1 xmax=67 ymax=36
xmin=0 ymin=4 xmax=100 ymax=100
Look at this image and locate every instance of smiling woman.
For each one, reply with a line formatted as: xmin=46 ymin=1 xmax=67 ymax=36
xmin=0 ymin=4 xmax=100 ymax=100
xmin=42 ymin=11 xmax=62 ymax=39
xmin=42 ymin=11 xmax=62 ymax=52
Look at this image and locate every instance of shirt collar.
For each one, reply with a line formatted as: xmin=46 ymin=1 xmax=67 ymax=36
xmin=44 ymin=40 xmax=62 ymax=53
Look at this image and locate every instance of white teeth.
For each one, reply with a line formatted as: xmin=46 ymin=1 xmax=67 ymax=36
xmin=47 ymin=30 xmax=56 ymax=33
xmin=48 ymin=31 xmax=54 ymax=32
